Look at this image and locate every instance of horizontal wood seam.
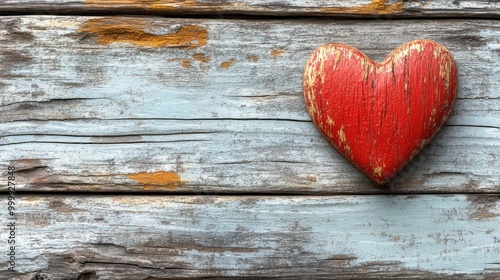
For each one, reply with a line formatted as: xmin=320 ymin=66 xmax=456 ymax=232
xmin=0 ymin=11 xmax=500 ymax=20
xmin=11 ymin=191 xmax=500 ymax=196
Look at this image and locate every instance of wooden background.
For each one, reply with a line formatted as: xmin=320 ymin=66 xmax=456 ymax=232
xmin=0 ymin=1 xmax=499 ymax=279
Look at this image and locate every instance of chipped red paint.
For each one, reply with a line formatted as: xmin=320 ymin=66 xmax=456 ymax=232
xmin=303 ymin=40 xmax=458 ymax=185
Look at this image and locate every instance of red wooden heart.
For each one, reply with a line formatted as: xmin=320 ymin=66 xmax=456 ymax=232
xmin=303 ymin=40 xmax=458 ymax=185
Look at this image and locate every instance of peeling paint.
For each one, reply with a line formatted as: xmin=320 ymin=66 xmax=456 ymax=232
xmin=127 ymin=171 xmax=184 ymax=190
xmin=326 ymin=116 xmax=335 ymax=127
xmin=221 ymin=58 xmax=236 ymax=69
xmin=338 ymin=125 xmax=346 ymax=143
xmin=42 ymin=20 xmax=78 ymax=28
xmin=79 ymin=18 xmax=208 ymax=48
xmin=271 ymin=49 xmax=284 ymax=57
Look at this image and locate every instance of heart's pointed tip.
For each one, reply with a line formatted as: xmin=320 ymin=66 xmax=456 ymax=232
xmin=363 ymin=166 xmax=395 ymax=187
xmin=371 ymin=178 xmax=391 ymax=187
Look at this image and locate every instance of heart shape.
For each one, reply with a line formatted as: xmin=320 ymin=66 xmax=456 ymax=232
xmin=303 ymin=40 xmax=458 ymax=185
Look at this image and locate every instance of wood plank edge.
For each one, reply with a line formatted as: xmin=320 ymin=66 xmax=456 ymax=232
xmin=0 ymin=6 xmax=499 ymax=19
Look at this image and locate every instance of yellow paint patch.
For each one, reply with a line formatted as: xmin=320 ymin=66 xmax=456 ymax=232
xmin=182 ymin=60 xmax=191 ymax=68
xmin=79 ymin=18 xmax=208 ymax=48
xmin=338 ymin=125 xmax=346 ymax=143
xmin=127 ymin=171 xmax=184 ymax=190
xmin=344 ymin=143 xmax=351 ymax=154
xmin=326 ymin=116 xmax=335 ymax=127
xmin=373 ymin=166 xmax=383 ymax=177
xmin=361 ymin=59 xmax=374 ymax=81
xmin=271 ymin=49 xmax=284 ymax=57
xmin=221 ymin=58 xmax=236 ymax=69
xmin=43 ymin=20 xmax=78 ymax=28
xmin=193 ymin=53 xmax=211 ymax=63
xmin=333 ymin=50 xmax=342 ymax=70
xmin=25 ymin=197 xmax=39 ymax=202
xmin=337 ymin=124 xmax=351 ymax=154
xmin=322 ymin=0 xmax=405 ymax=15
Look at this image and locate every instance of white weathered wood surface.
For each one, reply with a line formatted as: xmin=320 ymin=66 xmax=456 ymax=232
xmin=1 ymin=195 xmax=499 ymax=279
xmin=0 ymin=0 xmax=499 ymax=17
xmin=0 ymin=16 xmax=498 ymax=193
xmin=0 ymin=4 xmax=499 ymax=279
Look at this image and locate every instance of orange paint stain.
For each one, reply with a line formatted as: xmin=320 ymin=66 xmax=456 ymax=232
xmin=127 ymin=171 xmax=184 ymax=190
xmin=193 ymin=53 xmax=211 ymax=63
xmin=271 ymin=49 xmax=284 ymax=57
xmin=79 ymin=18 xmax=207 ymax=48
xmin=25 ymin=197 xmax=39 ymax=202
xmin=221 ymin=58 xmax=236 ymax=69
xmin=322 ymin=0 xmax=405 ymax=15
xmin=182 ymin=60 xmax=191 ymax=68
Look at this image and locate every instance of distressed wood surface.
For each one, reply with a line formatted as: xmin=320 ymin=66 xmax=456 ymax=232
xmin=1 ymin=195 xmax=499 ymax=279
xmin=0 ymin=3 xmax=498 ymax=280
xmin=0 ymin=0 xmax=499 ymax=18
xmin=0 ymin=16 xmax=499 ymax=193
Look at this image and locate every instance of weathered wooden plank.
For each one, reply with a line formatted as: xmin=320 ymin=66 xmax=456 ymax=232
xmin=0 ymin=0 xmax=499 ymax=18
xmin=0 ymin=16 xmax=499 ymax=193
xmin=1 ymin=195 xmax=499 ymax=279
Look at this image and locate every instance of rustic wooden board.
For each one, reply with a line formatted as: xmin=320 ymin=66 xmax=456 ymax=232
xmin=0 ymin=0 xmax=499 ymax=18
xmin=1 ymin=195 xmax=499 ymax=279
xmin=0 ymin=16 xmax=499 ymax=193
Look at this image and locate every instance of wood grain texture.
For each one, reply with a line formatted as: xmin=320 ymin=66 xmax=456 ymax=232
xmin=0 ymin=0 xmax=499 ymax=18
xmin=1 ymin=195 xmax=499 ymax=279
xmin=0 ymin=17 xmax=499 ymax=193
